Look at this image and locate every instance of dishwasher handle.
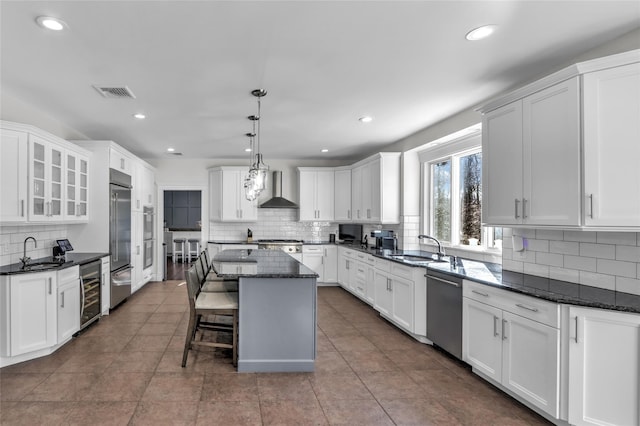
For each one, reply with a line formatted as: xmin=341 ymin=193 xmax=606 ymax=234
xmin=427 ymin=275 xmax=461 ymax=288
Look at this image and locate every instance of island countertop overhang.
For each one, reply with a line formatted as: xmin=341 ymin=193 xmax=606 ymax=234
xmin=212 ymin=249 xmax=318 ymax=279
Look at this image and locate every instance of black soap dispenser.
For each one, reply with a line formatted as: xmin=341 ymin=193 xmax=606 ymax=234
xmin=247 ymin=228 xmax=253 ymax=243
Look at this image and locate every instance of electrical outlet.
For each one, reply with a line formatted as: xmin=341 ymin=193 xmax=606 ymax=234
xmin=513 ymin=249 xmax=528 ymax=260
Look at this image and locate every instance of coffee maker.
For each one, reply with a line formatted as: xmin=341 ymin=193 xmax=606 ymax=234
xmin=371 ymin=230 xmax=395 ymax=249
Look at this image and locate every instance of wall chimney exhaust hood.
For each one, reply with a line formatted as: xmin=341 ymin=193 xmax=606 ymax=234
xmin=260 ymin=171 xmax=299 ymax=209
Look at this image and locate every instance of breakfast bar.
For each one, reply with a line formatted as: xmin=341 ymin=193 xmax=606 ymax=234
xmin=211 ymin=249 xmax=318 ymax=373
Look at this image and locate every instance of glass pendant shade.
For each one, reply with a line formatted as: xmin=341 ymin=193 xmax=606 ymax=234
xmin=244 ymin=89 xmax=269 ymax=201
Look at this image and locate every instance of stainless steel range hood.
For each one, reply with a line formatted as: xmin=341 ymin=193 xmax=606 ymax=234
xmin=260 ymin=171 xmax=299 ymax=209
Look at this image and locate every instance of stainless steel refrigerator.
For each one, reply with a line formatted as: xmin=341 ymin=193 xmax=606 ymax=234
xmin=109 ymin=169 xmax=132 ymax=308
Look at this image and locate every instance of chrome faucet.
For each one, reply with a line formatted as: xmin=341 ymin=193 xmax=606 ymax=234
xmin=417 ymin=235 xmax=445 ymax=260
xmin=20 ymin=236 xmax=37 ymax=267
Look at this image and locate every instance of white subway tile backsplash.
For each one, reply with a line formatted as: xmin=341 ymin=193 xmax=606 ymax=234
xmin=616 ymin=245 xmax=640 ymax=263
xmin=503 ymin=259 xmax=524 ymax=273
xmin=597 ymin=232 xmax=637 ymax=246
xmin=564 ymin=255 xmax=597 ymax=272
xmin=579 ymin=243 xmax=615 ymax=259
xmin=502 ymin=228 xmax=513 ymax=238
xmin=549 ymin=241 xmax=579 ymax=256
xmin=564 ymin=231 xmax=597 ymax=243
xmin=579 ymin=271 xmax=615 ymax=291
xmin=616 ymin=277 xmax=640 ymax=296
xmin=526 ymin=239 xmax=549 ymax=252
xmin=597 ymin=259 xmax=637 ymax=279
xmin=536 ymin=252 xmax=564 ymax=267
xmin=513 ymin=229 xmax=536 ymax=238
xmin=536 ymin=229 xmax=564 ymax=241
xmin=524 ymin=262 xmax=549 ymax=277
xmin=502 ymin=228 xmax=640 ymax=296
xmin=550 ymin=267 xmax=579 ymax=283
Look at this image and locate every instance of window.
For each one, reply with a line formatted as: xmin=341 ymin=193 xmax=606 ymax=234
xmin=420 ymin=125 xmax=500 ymax=251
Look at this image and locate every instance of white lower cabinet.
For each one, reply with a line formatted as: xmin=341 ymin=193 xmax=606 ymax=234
xmin=463 ymin=281 xmax=560 ymax=418
xmin=57 ymin=267 xmax=80 ymax=343
xmin=323 ymin=246 xmax=338 ymax=283
xmin=101 ymin=256 xmax=110 ymax=315
xmin=302 ymin=246 xmax=324 ymax=282
xmin=0 ymin=272 xmax=57 ymax=358
xmin=374 ymin=259 xmax=421 ymax=334
xmin=568 ymin=306 xmax=640 ymax=426
xmin=373 ymin=270 xmax=393 ymax=317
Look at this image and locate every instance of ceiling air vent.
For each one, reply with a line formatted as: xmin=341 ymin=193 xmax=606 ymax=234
xmin=93 ymin=85 xmax=136 ymax=99
xmin=167 ymin=152 xmax=183 ymax=156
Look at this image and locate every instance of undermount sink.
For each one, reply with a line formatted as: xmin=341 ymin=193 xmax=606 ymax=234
xmin=21 ymin=261 xmax=65 ymax=271
xmin=389 ymin=254 xmax=446 ymax=263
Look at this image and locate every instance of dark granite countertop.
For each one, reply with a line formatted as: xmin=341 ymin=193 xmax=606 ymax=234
xmin=212 ymin=249 xmax=318 ymax=279
xmin=338 ymin=243 xmax=640 ymax=314
xmin=209 ymin=240 xmax=258 ymax=245
xmin=0 ymin=252 xmax=109 ymax=275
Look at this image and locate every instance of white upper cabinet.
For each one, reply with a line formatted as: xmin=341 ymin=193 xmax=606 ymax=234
xmin=29 ymin=134 xmax=64 ymax=222
xmin=482 ymin=78 xmax=580 ymax=226
xmin=109 ymin=147 xmax=132 ymax=175
xmin=298 ymin=168 xmax=334 ymax=221
xmin=1 ymin=121 xmax=91 ymax=224
xmin=481 ymin=50 xmax=640 ymax=229
xmin=64 ymin=151 xmax=89 ymax=221
xmin=334 ymin=168 xmax=351 ymax=221
xmin=583 ymin=62 xmax=640 ymax=227
xmin=209 ymin=167 xmax=258 ymax=222
xmin=0 ymin=128 xmax=28 ymax=222
xmin=351 ymin=153 xmax=401 ymax=224
xmin=132 ymin=161 xmax=155 ymax=211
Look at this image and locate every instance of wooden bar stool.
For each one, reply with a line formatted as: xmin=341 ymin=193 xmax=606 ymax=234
xmin=173 ymin=238 xmax=186 ymax=263
xmin=187 ymin=238 xmax=200 ymax=262
xmin=182 ymin=267 xmax=238 ymax=367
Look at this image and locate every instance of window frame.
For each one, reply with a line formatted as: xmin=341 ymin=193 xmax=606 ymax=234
xmin=418 ymin=125 xmax=501 ymax=253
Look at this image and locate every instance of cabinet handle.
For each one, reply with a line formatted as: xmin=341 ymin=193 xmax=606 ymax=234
xmin=240 ymin=210 xmax=243 ymax=219
xmin=574 ymin=316 xmax=579 ymax=343
xmin=357 ymin=209 xmax=360 ymax=219
xmin=48 ymin=278 xmax=52 ymax=295
xmin=522 ymin=198 xmax=527 ymax=219
xmin=61 ymin=291 xmax=65 ymax=308
xmin=347 ymin=209 xmax=351 ymax=219
xmin=515 ymin=303 xmax=538 ymax=313
xmin=493 ymin=316 xmax=500 ymax=337
xmin=588 ymin=194 xmax=594 ymax=219
xmin=80 ymin=277 xmax=85 ymax=320
xmin=21 ymin=200 xmax=24 ymax=217
xmin=502 ymin=319 xmax=508 ymax=340
xmin=120 ymin=158 xmax=125 ymax=169
xmin=472 ymin=289 xmax=489 ymax=297
xmin=324 ymin=249 xmax=327 ymax=257
xmin=367 ymin=208 xmax=371 ymax=219
xmin=346 ymin=260 xmax=349 ymax=270
xmin=514 ymin=199 xmax=520 ymax=219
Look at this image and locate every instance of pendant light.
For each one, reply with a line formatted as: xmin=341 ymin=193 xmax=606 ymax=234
xmin=244 ymin=89 xmax=269 ymax=200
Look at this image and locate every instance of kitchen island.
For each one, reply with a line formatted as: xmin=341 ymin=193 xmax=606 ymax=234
xmin=211 ymin=249 xmax=318 ymax=373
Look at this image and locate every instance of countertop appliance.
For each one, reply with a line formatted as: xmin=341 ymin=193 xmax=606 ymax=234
xmin=371 ymin=230 xmax=395 ymax=249
xmin=109 ymin=169 xmax=132 ymax=308
xmin=257 ymin=239 xmax=303 ymax=261
xmin=338 ymin=223 xmax=363 ymax=244
xmin=426 ymin=269 xmax=463 ymax=360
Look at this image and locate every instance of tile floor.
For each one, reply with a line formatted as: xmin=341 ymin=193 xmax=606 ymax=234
xmin=0 ymin=272 xmax=551 ymax=425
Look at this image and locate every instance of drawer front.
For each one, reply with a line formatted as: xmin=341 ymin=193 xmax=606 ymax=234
xmin=302 ymin=246 xmax=323 ymax=254
xmin=339 ymin=247 xmax=355 ymax=258
xmin=374 ymin=257 xmax=391 ymax=272
xmin=57 ymin=266 xmax=79 ymax=283
xmin=463 ymin=280 xmax=559 ymax=328
xmin=390 ymin=262 xmax=414 ymax=280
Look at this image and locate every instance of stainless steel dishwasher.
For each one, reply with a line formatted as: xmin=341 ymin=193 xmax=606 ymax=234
xmin=426 ymin=269 xmax=463 ymax=360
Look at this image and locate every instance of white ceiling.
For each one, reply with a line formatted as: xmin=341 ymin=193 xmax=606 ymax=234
xmin=1 ymin=1 xmax=639 ymax=161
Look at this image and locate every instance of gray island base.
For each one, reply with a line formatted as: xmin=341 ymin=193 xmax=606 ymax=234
xmin=211 ymin=249 xmax=318 ymax=373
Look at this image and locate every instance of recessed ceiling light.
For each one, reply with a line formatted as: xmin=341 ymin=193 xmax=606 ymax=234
xmin=359 ymin=116 xmax=373 ymax=123
xmin=321 ymin=149 xmax=329 ymax=153
xmin=36 ymin=16 xmax=67 ymax=31
xmin=465 ymin=25 xmax=497 ymax=41
xmin=167 ymin=148 xmax=175 ymax=152
xmin=133 ymin=113 xmax=146 ymax=119
xmin=245 ymin=148 xmax=252 ymax=152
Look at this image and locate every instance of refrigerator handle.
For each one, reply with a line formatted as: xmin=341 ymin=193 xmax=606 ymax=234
xmin=112 ymin=192 xmax=119 ymax=263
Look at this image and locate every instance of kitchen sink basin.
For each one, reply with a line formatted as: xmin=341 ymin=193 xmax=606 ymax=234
xmin=389 ymin=254 xmax=446 ymax=264
xmin=21 ymin=261 xmax=65 ymax=271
